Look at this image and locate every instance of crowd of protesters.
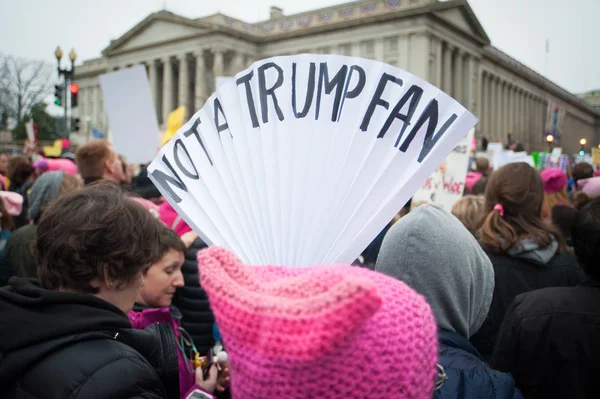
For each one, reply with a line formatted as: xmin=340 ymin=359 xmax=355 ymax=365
xmin=0 ymin=138 xmax=598 ymax=399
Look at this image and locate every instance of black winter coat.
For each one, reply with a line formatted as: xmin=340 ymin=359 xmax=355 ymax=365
xmin=492 ymin=279 xmax=600 ymax=399
xmin=0 ymin=278 xmax=179 ymax=398
xmin=172 ymin=238 xmax=215 ymax=354
xmin=470 ymin=249 xmax=583 ymax=360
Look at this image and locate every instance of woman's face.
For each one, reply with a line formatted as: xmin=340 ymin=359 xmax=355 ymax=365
xmin=138 ymin=249 xmax=185 ymax=308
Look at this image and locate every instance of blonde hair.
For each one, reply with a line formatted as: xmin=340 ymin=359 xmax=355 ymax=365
xmin=451 ymin=195 xmax=485 ymax=235
xmin=542 ymin=188 xmax=570 ymax=220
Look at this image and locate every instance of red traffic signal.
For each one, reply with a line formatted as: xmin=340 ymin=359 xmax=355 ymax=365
xmin=69 ymin=83 xmax=80 ymax=94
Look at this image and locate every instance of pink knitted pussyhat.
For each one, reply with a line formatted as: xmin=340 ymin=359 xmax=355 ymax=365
xmin=198 ymin=247 xmax=438 ymax=399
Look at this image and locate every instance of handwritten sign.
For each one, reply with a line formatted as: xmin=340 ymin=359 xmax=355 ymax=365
xmin=412 ymin=128 xmax=475 ymax=211
xmin=147 ymin=55 xmax=477 ymax=266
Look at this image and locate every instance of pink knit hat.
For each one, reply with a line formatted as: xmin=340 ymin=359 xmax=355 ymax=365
xmin=33 ymin=158 xmax=78 ymax=177
xmin=0 ymin=191 xmax=23 ymax=216
xmin=198 ymin=247 xmax=438 ymax=399
xmin=540 ymin=168 xmax=568 ymax=193
xmin=465 ymin=171 xmax=483 ymax=193
xmin=578 ymin=177 xmax=600 ymax=198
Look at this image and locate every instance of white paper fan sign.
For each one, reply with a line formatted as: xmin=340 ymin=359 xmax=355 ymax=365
xmin=148 ymin=54 xmax=478 ymax=266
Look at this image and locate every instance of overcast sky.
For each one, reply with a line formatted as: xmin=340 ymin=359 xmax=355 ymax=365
xmin=1 ymin=0 xmax=598 ymax=94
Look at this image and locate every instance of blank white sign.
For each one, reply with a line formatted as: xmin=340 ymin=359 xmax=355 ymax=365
xmin=99 ymin=65 xmax=160 ymax=164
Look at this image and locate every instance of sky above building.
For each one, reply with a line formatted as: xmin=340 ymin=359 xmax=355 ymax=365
xmin=1 ymin=0 xmax=597 ymax=95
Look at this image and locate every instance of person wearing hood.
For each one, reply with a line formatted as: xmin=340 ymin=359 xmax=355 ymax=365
xmin=470 ymin=162 xmax=583 ymax=360
xmin=376 ymin=204 xmax=523 ymax=399
xmin=5 ymin=171 xmax=81 ymax=280
xmin=492 ymin=196 xmax=600 ymax=398
xmin=0 ymin=183 xmax=183 ymax=398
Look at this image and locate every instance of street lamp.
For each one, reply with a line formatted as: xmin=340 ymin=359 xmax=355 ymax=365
xmin=545 ymin=134 xmax=554 ymax=152
xmin=54 ymin=46 xmax=77 ymax=137
xmin=580 ymin=138 xmax=587 ymax=156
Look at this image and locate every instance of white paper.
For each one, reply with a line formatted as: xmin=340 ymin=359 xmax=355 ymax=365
xmin=25 ymin=121 xmax=35 ymax=143
xmin=147 ymin=55 xmax=478 ymax=266
xmin=99 ymin=65 xmax=160 ymax=164
xmin=412 ymin=128 xmax=475 ymax=211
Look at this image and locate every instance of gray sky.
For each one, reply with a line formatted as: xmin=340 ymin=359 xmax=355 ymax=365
xmin=1 ymin=0 xmax=598 ymax=94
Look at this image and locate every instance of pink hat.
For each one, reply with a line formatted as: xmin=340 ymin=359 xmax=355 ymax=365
xmin=578 ymin=177 xmax=600 ymax=198
xmin=159 ymin=201 xmax=192 ymax=236
xmin=198 ymin=247 xmax=438 ymax=399
xmin=130 ymin=197 xmax=161 ymax=220
xmin=0 ymin=191 xmax=23 ymax=216
xmin=540 ymin=168 xmax=568 ymax=193
xmin=465 ymin=171 xmax=483 ymax=193
xmin=33 ymin=158 xmax=78 ymax=177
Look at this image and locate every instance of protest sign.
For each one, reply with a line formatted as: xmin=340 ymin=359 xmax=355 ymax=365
xmin=148 ymin=55 xmax=477 ymax=266
xmin=99 ymin=65 xmax=160 ymax=164
xmin=412 ymin=128 xmax=475 ymax=211
xmin=592 ymin=148 xmax=600 ymax=168
xmin=550 ymin=147 xmax=562 ymax=164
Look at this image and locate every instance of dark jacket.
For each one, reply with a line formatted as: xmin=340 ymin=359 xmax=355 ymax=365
xmin=470 ymin=246 xmax=583 ymax=360
xmin=9 ymin=181 xmax=33 ymax=229
xmin=5 ymin=224 xmax=37 ymax=279
xmin=172 ymin=238 xmax=215 ymax=354
xmin=436 ymin=330 xmax=522 ymax=399
xmin=492 ymin=279 xmax=600 ymax=399
xmin=0 ymin=278 xmax=179 ymax=398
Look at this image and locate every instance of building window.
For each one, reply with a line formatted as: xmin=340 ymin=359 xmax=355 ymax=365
xmin=340 ymin=44 xmax=352 ymax=56
xmin=385 ymin=37 xmax=398 ymax=52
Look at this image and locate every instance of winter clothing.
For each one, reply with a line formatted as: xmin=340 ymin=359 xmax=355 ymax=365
xmin=33 ymin=158 xmax=78 ymax=176
xmin=198 ymin=247 xmax=439 ymax=399
xmin=578 ymin=176 xmax=600 ymax=198
xmin=9 ymin=180 xmax=33 ymax=228
xmin=132 ymin=166 xmax=162 ymax=199
xmin=471 ymin=241 xmax=583 ymax=360
xmin=465 ymin=171 xmax=483 ymax=193
xmin=540 ymin=168 xmax=568 ymax=193
xmin=376 ymin=205 xmax=521 ymax=399
xmin=0 ymin=230 xmax=12 ymax=286
xmin=160 ymin=201 xmax=192 ymax=236
xmin=172 ymin=238 xmax=215 ymax=354
xmin=0 ymin=191 xmax=23 ymax=217
xmin=28 ymin=171 xmax=63 ymax=222
xmin=0 ymin=278 xmax=179 ymax=398
xmin=437 ymin=330 xmax=523 ymax=399
xmin=376 ymin=204 xmax=494 ymax=338
xmin=129 ymin=303 xmax=205 ymax=399
xmin=492 ymin=278 xmax=600 ymax=399
xmin=5 ymin=224 xmax=37 ymax=279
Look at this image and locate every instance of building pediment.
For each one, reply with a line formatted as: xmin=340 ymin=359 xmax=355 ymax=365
xmin=103 ymin=12 xmax=211 ymax=56
xmin=432 ymin=0 xmax=490 ymax=44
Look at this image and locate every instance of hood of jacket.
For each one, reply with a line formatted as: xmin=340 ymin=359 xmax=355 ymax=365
xmin=376 ymin=204 xmax=494 ymax=338
xmin=507 ymin=238 xmax=558 ymax=265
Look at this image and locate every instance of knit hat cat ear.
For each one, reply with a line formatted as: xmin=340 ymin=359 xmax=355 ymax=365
xmin=198 ymin=247 xmax=382 ymax=359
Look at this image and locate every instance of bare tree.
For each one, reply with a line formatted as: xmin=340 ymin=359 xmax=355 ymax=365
xmin=0 ymin=54 xmax=55 ymax=128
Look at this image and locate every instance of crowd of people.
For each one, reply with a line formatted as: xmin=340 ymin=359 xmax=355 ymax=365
xmin=0 ymin=138 xmax=598 ymax=399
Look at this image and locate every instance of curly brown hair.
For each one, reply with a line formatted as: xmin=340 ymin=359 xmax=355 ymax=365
xmin=36 ymin=181 xmax=164 ymax=293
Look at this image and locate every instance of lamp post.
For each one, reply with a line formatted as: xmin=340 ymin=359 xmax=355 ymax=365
xmin=580 ymin=138 xmax=587 ymax=156
xmin=545 ymin=134 xmax=554 ymax=152
xmin=55 ymin=46 xmax=77 ymax=136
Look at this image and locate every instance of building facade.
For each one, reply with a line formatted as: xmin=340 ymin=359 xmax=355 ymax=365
xmin=74 ymin=0 xmax=599 ymax=154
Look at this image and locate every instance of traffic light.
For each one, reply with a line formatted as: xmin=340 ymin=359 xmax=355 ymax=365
xmin=70 ymin=83 xmax=79 ymax=107
xmin=54 ymin=85 xmax=62 ymax=106
xmin=71 ymin=117 xmax=80 ymax=132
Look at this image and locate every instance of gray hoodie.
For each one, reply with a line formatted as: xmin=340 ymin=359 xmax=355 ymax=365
xmin=375 ymin=204 xmax=494 ymax=338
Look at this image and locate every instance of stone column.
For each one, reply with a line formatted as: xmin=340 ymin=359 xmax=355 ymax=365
xmin=452 ymin=48 xmax=462 ymax=102
xmin=162 ymin=56 xmax=174 ymax=125
xmin=178 ymin=54 xmax=190 ymax=115
xmin=232 ymin=52 xmax=246 ymax=74
xmin=148 ymin=60 xmax=159 ymax=120
xmin=374 ymin=38 xmax=384 ymax=62
xmin=434 ymin=37 xmax=443 ymax=88
xmin=194 ymin=50 xmax=208 ymax=110
xmin=490 ymin=76 xmax=497 ymax=140
xmin=465 ymin=54 xmax=475 ymax=111
xmin=442 ymin=43 xmax=452 ymax=94
xmin=213 ymin=48 xmax=224 ymax=80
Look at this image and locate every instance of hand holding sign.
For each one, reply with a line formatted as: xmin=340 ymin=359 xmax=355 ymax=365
xmin=148 ymin=55 xmax=477 ymax=266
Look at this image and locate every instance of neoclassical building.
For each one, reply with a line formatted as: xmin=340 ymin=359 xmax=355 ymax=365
xmin=74 ymin=0 xmax=599 ymax=154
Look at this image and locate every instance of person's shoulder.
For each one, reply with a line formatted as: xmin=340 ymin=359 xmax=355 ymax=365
xmin=439 ymin=345 xmax=520 ymax=398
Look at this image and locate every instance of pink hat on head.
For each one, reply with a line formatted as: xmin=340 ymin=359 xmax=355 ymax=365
xmin=198 ymin=247 xmax=438 ymax=399
xmin=540 ymin=168 xmax=568 ymax=193
xmin=33 ymin=158 xmax=78 ymax=177
xmin=578 ymin=177 xmax=600 ymax=198
xmin=465 ymin=172 xmax=483 ymax=193
xmin=0 ymin=191 xmax=23 ymax=216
